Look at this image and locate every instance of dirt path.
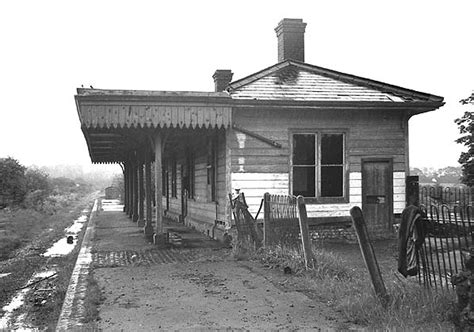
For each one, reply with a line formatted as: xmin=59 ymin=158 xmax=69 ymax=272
xmin=89 ymin=202 xmax=345 ymax=330
xmin=96 ymin=257 xmax=339 ymax=330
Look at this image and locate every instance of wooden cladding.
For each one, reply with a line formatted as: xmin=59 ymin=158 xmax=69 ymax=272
xmin=78 ymin=104 xmax=232 ymax=129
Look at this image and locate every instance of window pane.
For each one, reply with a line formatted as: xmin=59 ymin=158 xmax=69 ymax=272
xmin=321 ymin=134 xmax=343 ymax=165
xmin=293 ymin=134 xmax=315 ymax=165
xmin=321 ymin=166 xmax=343 ymax=197
xmin=293 ymin=166 xmax=315 ymax=197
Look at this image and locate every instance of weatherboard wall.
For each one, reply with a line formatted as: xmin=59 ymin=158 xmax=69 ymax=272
xmin=230 ymin=107 xmax=407 ymax=218
xmin=163 ymin=130 xmax=228 ymax=235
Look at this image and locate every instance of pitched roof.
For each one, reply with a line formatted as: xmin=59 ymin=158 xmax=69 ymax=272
xmin=227 ymin=60 xmax=444 ymax=104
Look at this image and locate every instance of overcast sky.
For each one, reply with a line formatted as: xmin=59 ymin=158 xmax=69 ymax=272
xmin=0 ymin=0 xmax=472 ymax=171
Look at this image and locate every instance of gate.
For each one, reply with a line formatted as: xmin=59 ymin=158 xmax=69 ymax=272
xmin=262 ymin=193 xmax=301 ymax=247
xmin=229 ymin=192 xmax=263 ymax=249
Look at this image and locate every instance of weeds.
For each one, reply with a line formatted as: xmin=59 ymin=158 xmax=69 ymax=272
xmin=252 ymin=244 xmax=456 ymax=330
xmin=82 ymin=270 xmax=104 ymax=326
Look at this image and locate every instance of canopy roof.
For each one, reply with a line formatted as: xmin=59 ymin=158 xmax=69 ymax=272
xmin=76 ymin=88 xmax=232 ymax=163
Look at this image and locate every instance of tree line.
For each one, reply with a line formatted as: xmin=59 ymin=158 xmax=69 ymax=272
xmin=0 ymin=157 xmax=94 ymax=213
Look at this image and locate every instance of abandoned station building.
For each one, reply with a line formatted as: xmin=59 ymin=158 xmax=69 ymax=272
xmin=76 ymin=18 xmax=444 ymax=243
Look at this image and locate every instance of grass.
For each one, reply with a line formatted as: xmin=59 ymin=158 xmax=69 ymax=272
xmin=0 ymin=192 xmax=97 ymax=329
xmin=251 ymin=244 xmax=456 ymax=330
xmin=81 ymin=270 xmax=104 ymax=328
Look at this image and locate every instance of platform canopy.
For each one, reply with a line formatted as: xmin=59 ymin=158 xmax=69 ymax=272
xmin=75 ymin=88 xmax=232 ymax=163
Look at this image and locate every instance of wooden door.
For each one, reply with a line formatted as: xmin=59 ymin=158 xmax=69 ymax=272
xmin=362 ymin=160 xmax=392 ymax=230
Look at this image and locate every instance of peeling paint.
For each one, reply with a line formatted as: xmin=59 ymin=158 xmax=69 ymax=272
xmin=236 ymin=133 xmax=246 ymax=148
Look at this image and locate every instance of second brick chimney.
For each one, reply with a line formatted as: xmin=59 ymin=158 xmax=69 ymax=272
xmin=275 ymin=18 xmax=307 ymax=63
xmin=212 ymin=70 xmax=233 ymax=92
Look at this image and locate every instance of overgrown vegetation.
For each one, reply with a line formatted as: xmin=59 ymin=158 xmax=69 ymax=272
xmin=456 ymin=94 xmax=474 ymax=186
xmin=0 ymin=194 xmax=96 ymax=329
xmin=82 ymin=271 xmax=105 ymax=327
xmin=0 ymin=157 xmax=94 ymax=213
xmin=252 ymin=245 xmax=456 ymax=330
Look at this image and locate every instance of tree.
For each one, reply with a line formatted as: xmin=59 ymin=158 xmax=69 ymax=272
xmin=455 ymin=93 xmax=474 ymax=186
xmin=0 ymin=157 xmax=27 ymax=207
xmin=25 ymin=167 xmax=50 ymax=193
xmin=23 ymin=167 xmax=51 ymax=210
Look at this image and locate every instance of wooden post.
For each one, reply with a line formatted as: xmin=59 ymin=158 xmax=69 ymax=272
xmin=406 ymin=175 xmax=419 ymax=207
xmin=144 ymin=147 xmax=154 ymax=237
xmin=263 ymin=192 xmax=271 ymax=247
xmin=123 ymin=162 xmax=129 ymax=213
xmin=350 ymin=206 xmax=389 ymax=307
xmin=132 ymin=159 xmax=139 ymax=223
xmin=137 ymin=157 xmax=145 ymax=227
xmin=128 ymin=162 xmax=133 ymax=219
xmin=296 ymin=196 xmax=314 ymax=269
xmin=153 ymin=133 xmax=166 ymax=245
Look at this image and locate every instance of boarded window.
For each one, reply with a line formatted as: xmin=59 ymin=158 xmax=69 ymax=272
xmin=292 ymin=132 xmax=345 ymax=200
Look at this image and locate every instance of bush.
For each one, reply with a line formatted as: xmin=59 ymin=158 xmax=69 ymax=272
xmin=0 ymin=157 xmax=26 ymax=208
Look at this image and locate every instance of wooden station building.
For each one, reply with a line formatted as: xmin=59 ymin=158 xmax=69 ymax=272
xmin=76 ymin=18 xmax=444 ymax=243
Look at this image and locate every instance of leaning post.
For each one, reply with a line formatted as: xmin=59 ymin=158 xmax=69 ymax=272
xmin=296 ymin=195 xmax=314 ymax=269
xmin=263 ymin=193 xmax=271 ymax=247
xmin=350 ymin=206 xmax=389 ymax=307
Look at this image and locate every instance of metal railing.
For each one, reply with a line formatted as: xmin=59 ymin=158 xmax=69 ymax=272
xmin=420 ymin=185 xmax=474 ymax=209
xmin=262 ymin=193 xmax=300 ymax=247
xmin=399 ymin=203 xmax=473 ymax=290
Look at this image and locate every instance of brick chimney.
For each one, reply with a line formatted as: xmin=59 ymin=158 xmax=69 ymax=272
xmin=275 ymin=18 xmax=307 ymax=63
xmin=212 ymin=70 xmax=233 ymax=92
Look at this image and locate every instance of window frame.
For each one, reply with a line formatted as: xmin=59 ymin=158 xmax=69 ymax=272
xmin=289 ymin=129 xmax=348 ymax=204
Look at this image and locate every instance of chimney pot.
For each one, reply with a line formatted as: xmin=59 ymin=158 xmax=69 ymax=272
xmin=275 ymin=18 xmax=307 ymax=63
xmin=212 ymin=70 xmax=233 ymax=92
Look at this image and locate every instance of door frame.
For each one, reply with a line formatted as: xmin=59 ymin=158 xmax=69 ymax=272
xmin=361 ymin=157 xmax=394 ymax=229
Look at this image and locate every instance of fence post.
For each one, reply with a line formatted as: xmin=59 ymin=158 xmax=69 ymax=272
xmin=263 ymin=192 xmax=271 ymax=247
xmin=296 ymin=196 xmax=314 ymax=269
xmin=350 ymin=206 xmax=389 ymax=307
xmin=406 ymin=175 xmax=419 ymax=207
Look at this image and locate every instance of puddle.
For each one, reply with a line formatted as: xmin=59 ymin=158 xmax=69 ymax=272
xmin=101 ymin=199 xmax=124 ymax=212
xmin=0 ymin=273 xmax=11 ymax=279
xmin=43 ymin=214 xmax=89 ymax=257
xmin=0 ymin=270 xmax=56 ymax=330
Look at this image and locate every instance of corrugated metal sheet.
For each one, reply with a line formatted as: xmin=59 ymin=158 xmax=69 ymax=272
xmin=79 ymin=104 xmax=232 ymax=129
